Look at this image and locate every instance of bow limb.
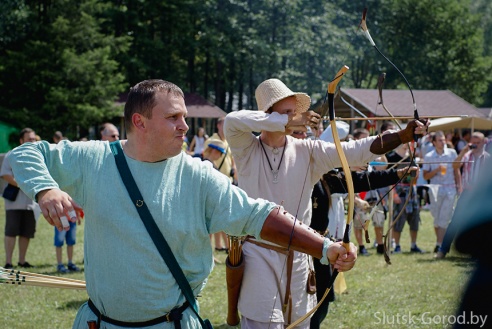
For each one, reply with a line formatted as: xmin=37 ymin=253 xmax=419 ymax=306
xmin=360 ymin=10 xmax=422 ymax=260
xmin=359 ymin=8 xmax=420 ymax=130
xmin=377 ymin=73 xmax=402 ymax=130
xmin=286 ymin=65 xmax=351 ymax=329
xmin=328 ymin=65 xmax=354 ymax=251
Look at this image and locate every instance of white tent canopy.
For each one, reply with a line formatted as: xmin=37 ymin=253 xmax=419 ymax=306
xmin=428 ymin=116 xmax=492 ymax=132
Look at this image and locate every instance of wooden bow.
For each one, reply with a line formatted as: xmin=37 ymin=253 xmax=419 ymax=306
xmin=286 ymin=65 xmax=352 ymax=329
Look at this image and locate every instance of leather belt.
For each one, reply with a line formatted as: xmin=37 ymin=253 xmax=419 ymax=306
xmin=87 ymin=299 xmax=189 ymax=328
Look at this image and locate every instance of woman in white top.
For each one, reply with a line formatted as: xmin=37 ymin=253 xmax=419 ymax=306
xmin=188 ymin=127 xmax=208 ymax=158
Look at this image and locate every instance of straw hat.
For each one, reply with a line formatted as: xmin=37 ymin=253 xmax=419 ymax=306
xmin=319 ymin=121 xmax=350 ymax=143
xmin=255 ymin=79 xmax=311 ymax=113
xmin=207 ymin=138 xmax=227 ymax=154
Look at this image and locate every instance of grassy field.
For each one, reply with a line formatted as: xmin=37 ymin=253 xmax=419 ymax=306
xmin=0 ymin=199 xmax=472 ymax=329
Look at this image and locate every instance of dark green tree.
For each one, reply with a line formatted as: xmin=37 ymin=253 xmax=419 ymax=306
xmin=0 ymin=0 xmax=130 ymax=140
xmin=471 ymin=0 xmax=492 ymax=107
xmin=358 ymin=0 xmax=490 ymax=106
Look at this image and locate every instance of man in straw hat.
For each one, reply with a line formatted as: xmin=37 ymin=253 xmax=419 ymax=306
xmin=224 ymin=78 xmax=429 ymax=328
xmin=9 ymin=79 xmax=359 ymax=329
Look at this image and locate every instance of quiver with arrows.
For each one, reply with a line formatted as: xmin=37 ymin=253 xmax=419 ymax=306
xmin=225 ymin=254 xmax=244 ymax=326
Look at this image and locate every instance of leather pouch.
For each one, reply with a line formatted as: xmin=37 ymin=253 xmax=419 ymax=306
xmin=2 ymin=184 xmax=20 ymax=202
xmin=306 ymin=268 xmax=317 ymax=294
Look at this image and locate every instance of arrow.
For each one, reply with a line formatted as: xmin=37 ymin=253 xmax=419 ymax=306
xmin=369 ymin=161 xmax=474 ymax=166
xmin=327 ymin=115 xmax=468 ymax=121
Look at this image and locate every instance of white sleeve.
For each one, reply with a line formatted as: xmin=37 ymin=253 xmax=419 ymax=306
xmin=223 ymin=110 xmax=288 ymax=159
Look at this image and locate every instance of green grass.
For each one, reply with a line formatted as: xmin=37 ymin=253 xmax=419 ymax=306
xmin=0 ymin=199 xmax=472 ymax=329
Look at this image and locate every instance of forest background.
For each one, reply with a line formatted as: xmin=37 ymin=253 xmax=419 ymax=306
xmin=0 ymin=0 xmax=491 ymax=140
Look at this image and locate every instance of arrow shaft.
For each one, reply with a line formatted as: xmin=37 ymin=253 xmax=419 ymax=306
xmin=370 ymin=161 xmax=473 ymax=166
xmin=326 ymin=115 xmax=468 ymax=121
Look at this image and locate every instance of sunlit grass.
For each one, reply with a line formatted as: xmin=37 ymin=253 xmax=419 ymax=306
xmin=0 ymin=199 xmax=471 ymax=329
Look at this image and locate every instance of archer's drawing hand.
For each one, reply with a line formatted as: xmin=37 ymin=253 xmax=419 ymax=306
xmin=355 ymin=198 xmax=370 ymax=210
xmin=397 ymin=166 xmax=419 ymax=179
xmin=286 ymin=110 xmax=320 ymax=134
xmin=398 ymin=119 xmax=430 ymax=143
xmin=327 ymin=241 xmax=357 ymax=272
xmin=37 ymin=189 xmax=83 ymax=232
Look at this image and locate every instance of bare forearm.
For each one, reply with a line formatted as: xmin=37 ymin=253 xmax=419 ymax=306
xmin=1 ymin=175 xmax=17 ymax=186
xmin=454 ymin=168 xmax=462 ymax=192
xmin=423 ymin=168 xmax=439 ymax=180
xmin=453 ymin=150 xmax=467 ymax=170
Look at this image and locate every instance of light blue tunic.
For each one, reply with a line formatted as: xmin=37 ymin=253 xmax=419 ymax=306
xmin=10 ymin=140 xmax=275 ymax=328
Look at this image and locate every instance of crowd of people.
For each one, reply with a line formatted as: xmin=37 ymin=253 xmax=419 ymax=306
xmin=1 ymin=123 xmax=121 ymax=273
xmin=1 ymin=77 xmax=490 ymax=329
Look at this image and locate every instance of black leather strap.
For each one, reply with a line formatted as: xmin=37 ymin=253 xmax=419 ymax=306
xmin=109 ymin=141 xmax=212 ymax=329
xmin=88 ymin=299 xmax=188 ymax=328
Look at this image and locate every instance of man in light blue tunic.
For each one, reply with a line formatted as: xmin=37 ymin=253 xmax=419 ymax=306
xmin=9 ymin=80 xmax=358 ymax=329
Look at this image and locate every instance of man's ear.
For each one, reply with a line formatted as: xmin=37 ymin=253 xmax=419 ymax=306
xmin=132 ymin=113 xmax=145 ymax=130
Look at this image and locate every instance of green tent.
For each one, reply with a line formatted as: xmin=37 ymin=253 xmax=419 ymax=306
xmin=0 ymin=121 xmax=19 ymax=153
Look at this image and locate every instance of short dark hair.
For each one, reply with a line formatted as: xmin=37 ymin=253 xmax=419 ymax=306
xmin=124 ymin=80 xmax=184 ymax=133
xmin=432 ymin=131 xmax=445 ymax=142
xmin=380 ymin=121 xmax=396 ymax=133
xmin=20 ymin=128 xmax=35 ymax=140
xmin=353 ymin=128 xmax=369 ymax=139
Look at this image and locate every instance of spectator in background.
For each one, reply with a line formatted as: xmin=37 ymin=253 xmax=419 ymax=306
xmin=202 ymin=138 xmax=230 ymax=260
xmin=53 ymin=131 xmax=64 ymax=144
xmin=389 ymin=143 xmax=424 ymax=254
xmin=417 ymin=132 xmax=435 ymax=209
xmin=55 ymin=214 xmax=82 ymax=273
xmin=49 ymin=132 xmax=82 ymax=272
xmin=100 ymin=123 xmax=120 ymax=142
xmin=454 ymin=130 xmax=471 ymax=154
xmin=1 ymin=128 xmax=38 ymax=269
xmin=188 ymin=127 xmax=208 ymax=159
xmin=435 ymin=132 xmax=490 ymax=259
xmin=419 ymin=131 xmax=435 ymax=160
xmin=351 ymin=128 xmax=371 ymax=256
xmin=445 ymin=132 xmax=455 ymax=149
xmin=365 ymin=121 xmax=396 ymax=255
xmin=204 ymin=117 xmax=238 ymax=184
xmin=423 ymin=131 xmax=460 ymax=254
xmin=453 ymin=132 xmax=491 ymax=193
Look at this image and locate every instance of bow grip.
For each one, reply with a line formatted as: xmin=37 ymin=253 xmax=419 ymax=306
xmin=413 ymin=107 xmax=422 ymax=142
